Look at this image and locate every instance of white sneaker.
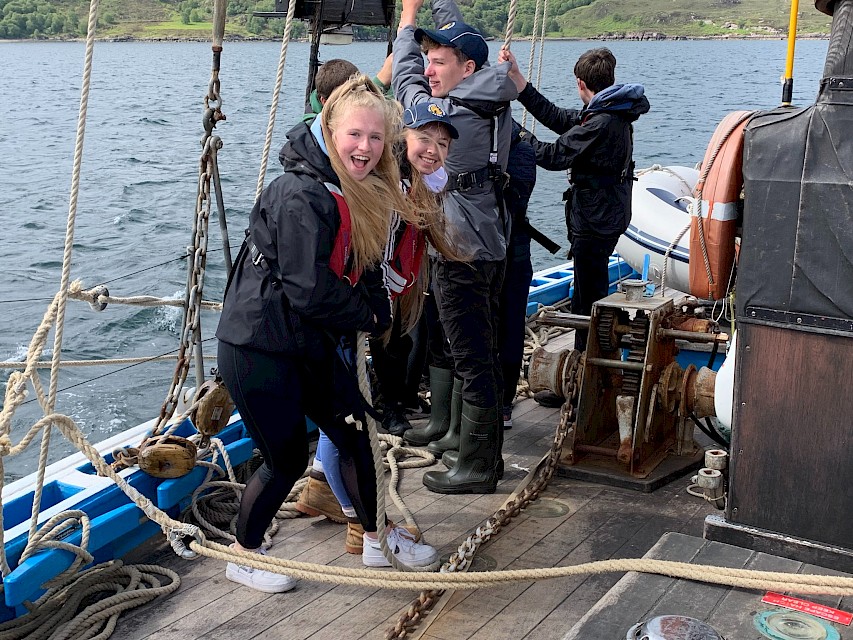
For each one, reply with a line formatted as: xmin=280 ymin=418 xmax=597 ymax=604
xmin=225 ymin=546 xmax=297 ymax=593
xmin=362 ymin=526 xmax=438 ymax=568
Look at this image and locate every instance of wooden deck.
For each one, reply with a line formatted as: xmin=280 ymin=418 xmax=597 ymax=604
xmin=113 ymin=391 xmax=720 ymax=640
xmin=564 ymin=532 xmax=852 ymax=640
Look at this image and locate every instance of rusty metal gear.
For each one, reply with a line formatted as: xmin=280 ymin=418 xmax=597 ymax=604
xmin=657 ymin=361 xmax=684 ymax=414
xmin=597 ymin=307 xmax=619 ymax=352
xmin=622 ymin=312 xmax=649 ymax=396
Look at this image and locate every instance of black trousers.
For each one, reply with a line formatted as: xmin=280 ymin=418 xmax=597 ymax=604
xmin=498 ymin=236 xmax=533 ymax=407
xmin=218 ymin=340 xmax=380 ymax=549
xmin=425 ymin=257 xmax=453 ymax=371
xmin=369 ymin=309 xmax=413 ymax=409
xmin=570 ymin=235 xmax=620 ymax=350
xmin=433 ymin=258 xmax=505 ymax=409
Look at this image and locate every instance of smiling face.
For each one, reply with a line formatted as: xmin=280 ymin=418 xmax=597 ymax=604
xmin=424 ymin=46 xmax=474 ymax=97
xmin=405 ymin=124 xmax=451 ymax=175
xmin=330 ymin=105 xmax=386 ymax=181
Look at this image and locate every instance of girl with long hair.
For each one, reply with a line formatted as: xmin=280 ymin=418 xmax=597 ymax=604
xmin=215 ymin=75 xmax=438 ymax=593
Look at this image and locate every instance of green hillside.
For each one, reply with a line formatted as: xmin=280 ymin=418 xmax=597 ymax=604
xmin=0 ymin=0 xmax=832 ymax=40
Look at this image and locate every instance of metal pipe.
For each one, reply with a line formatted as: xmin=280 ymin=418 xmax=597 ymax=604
xmin=536 ymin=313 xmax=590 ymax=331
xmin=657 ymin=328 xmax=729 ymax=344
xmin=586 ymin=357 xmax=645 ymax=372
xmin=575 ymin=444 xmax=618 ymax=458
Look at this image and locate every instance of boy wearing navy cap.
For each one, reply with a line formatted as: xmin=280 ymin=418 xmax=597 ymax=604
xmin=393 ymin=0 xmax=519 ymax=495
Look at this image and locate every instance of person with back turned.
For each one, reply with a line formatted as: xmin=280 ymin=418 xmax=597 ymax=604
xmin=499 ymin=47 xmax=649 ymax=350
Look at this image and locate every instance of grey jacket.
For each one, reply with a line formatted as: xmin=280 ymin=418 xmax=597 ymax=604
xmin=392 ymin=0 xmax=519 ymax=262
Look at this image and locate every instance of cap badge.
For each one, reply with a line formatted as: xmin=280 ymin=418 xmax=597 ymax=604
xmin=428 ymin=104 xmax=445 ymax=116
xmin=439 ymin=22 xmax=455 ymax=30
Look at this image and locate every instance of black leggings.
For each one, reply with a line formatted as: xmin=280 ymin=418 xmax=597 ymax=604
xmin=218 ymin=341 xmax=380 ymax=549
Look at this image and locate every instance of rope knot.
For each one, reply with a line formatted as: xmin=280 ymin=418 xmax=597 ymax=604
xmin=0 ymin=434 xmax=12 ymax=456
xmin=8 ymin=371 xmax=28 ymax=399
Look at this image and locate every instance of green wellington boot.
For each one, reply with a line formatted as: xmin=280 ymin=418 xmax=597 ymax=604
xmin=404 ymin=367 xmax=453 ymax=446
xmin=440 ymin=449 xmax=504 ymax=479
xmin=441 ymin=415 xmax=505 ymax=479
xmin=422 ymin=403 xmax=500 ymax=494
xmin=426 ymin=377 xmax=463 ymax=455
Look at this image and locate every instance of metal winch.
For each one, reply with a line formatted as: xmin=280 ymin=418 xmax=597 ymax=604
xmin=529 ymin=289 xmax=726 ymax=485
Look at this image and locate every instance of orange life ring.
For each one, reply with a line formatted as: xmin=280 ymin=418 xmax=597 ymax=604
xmin=689 ymin=110 xmax=756 ymax=300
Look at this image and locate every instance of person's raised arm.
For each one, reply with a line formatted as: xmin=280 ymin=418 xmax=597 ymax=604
xmin=393 ymin=0 xmax=430 ymax=108
xmin=373 ymin=54 xmax=393 ymax=97
xmin=498 ymin=48 xmax=580 ymax=135
xmin=525 ymin=122 xmax=599 ymax=171
xmin=431 ymin=0 xmax=464 ymax=28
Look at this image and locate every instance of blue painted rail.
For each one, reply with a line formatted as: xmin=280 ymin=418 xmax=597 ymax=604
xmin=0 ymin=414 xmax=253 ymax=619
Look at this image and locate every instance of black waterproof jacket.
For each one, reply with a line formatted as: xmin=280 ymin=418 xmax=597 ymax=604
xmin=518 ymin=82 xmax=650 ymax=239
xmin=216 ymin=122 xmax=389 ymax=355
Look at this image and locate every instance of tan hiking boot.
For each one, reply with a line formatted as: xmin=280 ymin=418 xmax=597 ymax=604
xmin=345 ymin=519 xmax=422 ymax=554
xmin=295 ymin=471 xmax=347 ymax=523
xmin=345 ymin=520 xmax=365 ymax=554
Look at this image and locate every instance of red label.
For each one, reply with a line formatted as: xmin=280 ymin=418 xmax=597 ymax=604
xmin=763 ymin=592 xmax=852 ymax=626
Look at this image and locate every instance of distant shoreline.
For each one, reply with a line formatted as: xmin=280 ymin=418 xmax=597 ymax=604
xmin=1 ymin=33 xmax=830 ymax=44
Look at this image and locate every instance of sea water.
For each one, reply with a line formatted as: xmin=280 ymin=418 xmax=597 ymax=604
xmin=0 ymin=38 xmax=829 ymax=477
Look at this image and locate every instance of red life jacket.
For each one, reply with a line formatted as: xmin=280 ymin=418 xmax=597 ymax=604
xmin=386 ymin=221 xmax=425 ymax=300
xmin=325 ymin=182 xmax=362 ymax=285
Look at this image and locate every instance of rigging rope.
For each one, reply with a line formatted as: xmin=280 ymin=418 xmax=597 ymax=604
xmin=255 ymin=0 xmax=298 ymax=201
xmin=521 ymin=0 xmax=544 ymax=129
xmin=25 ymin=0 xmax=102 ymax=554
xmin=501 ymin=0 xmax=520 ymax=48
xmin=530 ymin=0 xmax=549 ymax=137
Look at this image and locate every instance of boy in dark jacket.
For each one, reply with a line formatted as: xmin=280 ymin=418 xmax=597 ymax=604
xmin=499 ymin=47 xmax=650 ymax=349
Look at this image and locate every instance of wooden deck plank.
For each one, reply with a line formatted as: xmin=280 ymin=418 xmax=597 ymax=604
xmin=561 ymin=533 xmax=853 ymax=640
xmin=706 ymin=551 xmax=802 ymax=640
xmin=526 ymin=480 xmax=712 ymax=639
xmin=559 ymin=533 xmax=704 ymax=640
xmin=464 ymin=497 xmax=662 ymax=640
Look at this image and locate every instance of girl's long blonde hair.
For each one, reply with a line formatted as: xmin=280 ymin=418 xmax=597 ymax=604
xmin=321 ymin=75 xmax=408 ymax=273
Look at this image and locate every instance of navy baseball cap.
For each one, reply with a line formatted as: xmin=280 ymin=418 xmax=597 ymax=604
xmin=403 ymin=102 xmax=459 ymax=139
xmin=414 ymin=21 xmax=489 ymax=69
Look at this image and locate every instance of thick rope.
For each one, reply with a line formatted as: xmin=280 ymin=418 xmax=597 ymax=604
xmin=4 ymin=363 xmax=853 ymax=614
xmin=5 ymin=406 xmax=853 ymax=594
xmin=28 ymin=0 xmax=102 ymax=550
xmin=355 ymin=333 xmax=438 ymax=572
xmin=521 ymin=0 xmax=544 ymax=129
xmin=255 ymin=0 xmax=298 ymax=201
xmin=67 ymin=280 xmax=221 ymax=311
xmin=502 ymin=0 xmax=520 ymax=49
xmin=530 ymin=0 xmax=549 ymax=137
xmin=0 ymin=562 xmax=180 ymax=640
xmin=177 ymin=531 xmax=853 ymax=593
